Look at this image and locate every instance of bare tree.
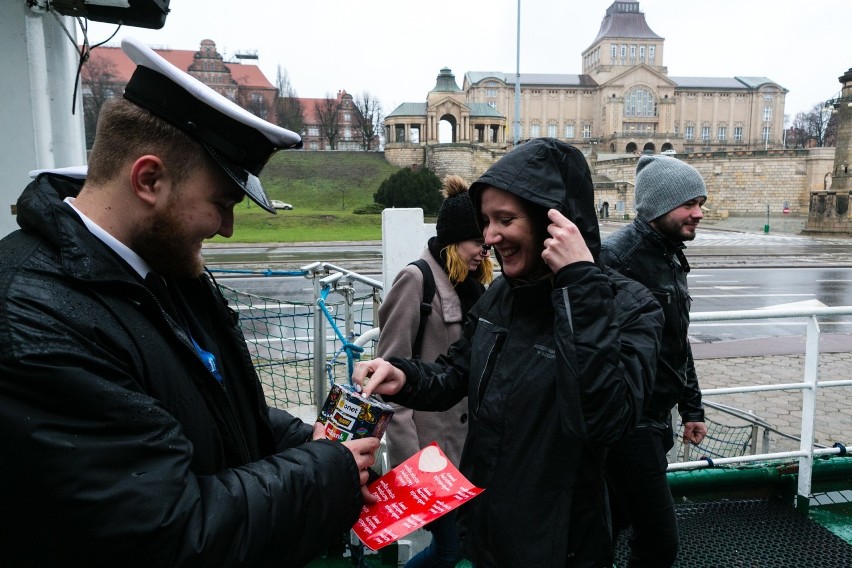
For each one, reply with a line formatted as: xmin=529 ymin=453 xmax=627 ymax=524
xmin=314 ymin=94 xmax=341 ymax=150
xmin=275 ymin=65 xmax=304 ymax=135
xmin=237 ymin=90 xmax=272 ymax=121
xmin=353 ymin=92 xmax=384 ymax=151
xmin=792 ymin=103 xmax=839 ymax=148
xmin=80 ymin=51 xmax=120 ymax=149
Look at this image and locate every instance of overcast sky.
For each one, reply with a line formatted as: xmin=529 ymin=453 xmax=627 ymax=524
xmin=84 ymin=0 xmax=850 ymax=120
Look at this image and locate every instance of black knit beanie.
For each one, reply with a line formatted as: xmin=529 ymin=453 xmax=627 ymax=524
xmin=436 ymin=175 xmax=481 ymax=247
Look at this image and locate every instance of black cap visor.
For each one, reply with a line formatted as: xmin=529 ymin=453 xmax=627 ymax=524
xmin=204 ymin=144 xmax=276 ymax=214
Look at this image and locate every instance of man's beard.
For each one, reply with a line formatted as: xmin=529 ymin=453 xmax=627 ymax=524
xmin=653 ymin=214 xmax=697 ymax=242
xmin=132 ymin=201 xmax=205 ymax=278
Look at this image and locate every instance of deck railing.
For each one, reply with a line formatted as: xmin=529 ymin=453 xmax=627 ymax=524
xmin=667 ymin=306 xmax=852 ymax=504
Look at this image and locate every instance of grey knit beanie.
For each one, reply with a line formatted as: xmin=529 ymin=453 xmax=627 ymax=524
xmin=634 ymin=155 xmax=707 ymax=221
xmin=436 ymin=175 xmax=481 ymax=247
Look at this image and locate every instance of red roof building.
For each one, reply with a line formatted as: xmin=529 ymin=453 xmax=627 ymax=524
xmin=81 ymin=39 xmax=278 ymax=147
xmin=81 ymin=39 xmax=374 ymax=151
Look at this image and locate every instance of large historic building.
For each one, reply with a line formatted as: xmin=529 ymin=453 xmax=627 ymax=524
xmin=385 ymin=0 xmax=787 ymax=158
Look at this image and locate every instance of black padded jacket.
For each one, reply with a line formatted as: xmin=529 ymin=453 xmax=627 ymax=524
xmin=600 ymin=216 xmax=704 ymax=426
xmin=0 ymin=173 xmax=362 ymax=567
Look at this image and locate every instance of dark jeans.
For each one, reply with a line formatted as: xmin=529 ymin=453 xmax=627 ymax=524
xmin=605 ymin=426 xmax=679 ymax=568
xmin=405 ymin=512 xmax=461 ymax=568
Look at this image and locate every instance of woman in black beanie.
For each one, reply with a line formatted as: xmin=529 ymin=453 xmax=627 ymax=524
xmin=376 ymin=175 xmax=492 ymax=568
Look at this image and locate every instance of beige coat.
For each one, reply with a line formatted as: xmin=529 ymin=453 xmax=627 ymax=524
xmin=376 ymin=250 xmax=468 ymax=468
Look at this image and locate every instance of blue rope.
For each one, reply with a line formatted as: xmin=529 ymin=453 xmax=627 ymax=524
xmin=317 ymin=287 xmax=363 ymax=387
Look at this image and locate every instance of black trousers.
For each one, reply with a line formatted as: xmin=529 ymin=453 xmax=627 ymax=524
xmin=605 ymin=426 xmax=679 ymax=568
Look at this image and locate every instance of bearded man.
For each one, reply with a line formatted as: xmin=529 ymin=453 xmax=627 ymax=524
xmin=0 ymin=37 xmax=377 ymax=566
xmin=600 ymin=155 xmax=709 ymax=567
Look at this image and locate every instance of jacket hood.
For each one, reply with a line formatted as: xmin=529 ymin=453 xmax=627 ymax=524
xmin=469 ymin=138 xmax=601 ymax=260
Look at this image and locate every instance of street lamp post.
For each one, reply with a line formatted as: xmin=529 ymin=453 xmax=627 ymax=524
xmin=513 ymin=0 xmax=521 ymax=146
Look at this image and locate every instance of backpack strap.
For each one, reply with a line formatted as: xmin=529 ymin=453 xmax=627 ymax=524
xmin=408 ymin=259 xmax=435 ymax=360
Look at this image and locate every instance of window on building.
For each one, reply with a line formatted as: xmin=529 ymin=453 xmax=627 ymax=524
xmin=344 ymin=127 xmax=352 ymax=140
xmin=734 ymin=126 xmax=743 ymax=141
xmin=763 ymin=106 xmax=772 ymax=121
xmin=620 ymin=44 xmax=627 ymax=59
xmin=649 ymin=45 xmax=655 ymax=64
xmin=583 ymin=124 xmax=592 ymax=139
xmin=531 ymin=123 xmax=541 ymax=138
xmin=762 ymin=126 xmax=770 ymax=143
xmin=487 ymin=101 xmax=496 ymax=108
xmin=486 ymin=81 xmax=498 ymax=87
xmin=611 ymin=44 xmax=617 ymax=59
xmin=685 ymin=125 xmax=694 ymax=140
xmin=718 ymin=126 xmax=727 ymax=140
xmin=308 ymin=127 xmax=320 ymax=136
xmin=310 ymin=142 xmax=319 ymax=150
xmin=639 ymin=45 xmax=645 ymax=62
xmin=548 ymin=122 xmax=557 ymax=138
xmin=630 ymin=45 xmax=636 ymax=62
xmin=486 ymin=89 xmax=497 ymax=97
xmin=701 ymin=126 xmax=711 ymax=140
xmin=624 ymin=87 xmax=657 ymax=117
xmin=344 ymin=113 xmax=351 ymax=122
xmin=565 ymin=124 xmax=575 ymax=138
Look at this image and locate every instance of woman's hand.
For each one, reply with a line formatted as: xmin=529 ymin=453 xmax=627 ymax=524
xmin=542 ymin=209 xmax=593 ymax=272
xmin=352 ymin=358 xmax=407 ymax=398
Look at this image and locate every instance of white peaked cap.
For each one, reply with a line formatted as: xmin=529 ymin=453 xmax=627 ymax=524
xmin=121 ymin=37 xmax=301 ymax=213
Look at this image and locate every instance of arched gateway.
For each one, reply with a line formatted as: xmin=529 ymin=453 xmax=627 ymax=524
xmin=384 ymin=68 xmax=506 ymax=157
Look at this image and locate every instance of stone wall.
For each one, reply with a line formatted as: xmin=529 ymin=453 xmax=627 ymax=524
xmin=384 ymin=145 xmax=426 ymax=168
xmin=386 ymin=144 xmax=836 ymax=219
xmin=425 ymin=144 xmax=507 ymax=184
xmin=591 ymin=148 xmax=835 ymax=219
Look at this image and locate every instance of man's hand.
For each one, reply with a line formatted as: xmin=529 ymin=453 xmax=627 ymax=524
xmin=312 ymin=422 xmax=327 ymax=441
xmin=682 ymin=421 xmax=708 ymax=445
xmin=542 ymin=209 xmax=594 ymax=273
xmin=342 ymin=437 xmax=381 ymax=504
xmin=312 ymin=424 xmax=381 ymax=504
xmin=352 ymin=358 xmax=407 ymax=398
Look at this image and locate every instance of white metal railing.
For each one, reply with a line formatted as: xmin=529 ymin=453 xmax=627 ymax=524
xmin=668 ymin=306 xmax=852 ymax=502
xmin=348 ymin=307 xmax=852 ymax=499
xmin=303 ymin=262 xmax=383 ymax=413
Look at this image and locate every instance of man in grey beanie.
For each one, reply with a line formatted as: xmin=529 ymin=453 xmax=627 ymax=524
xmin=600 ymin=154 xmax=708 ymax=567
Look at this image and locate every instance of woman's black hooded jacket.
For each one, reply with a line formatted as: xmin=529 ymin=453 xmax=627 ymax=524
xmin=386 ymin=138 xmax=664 ymax=567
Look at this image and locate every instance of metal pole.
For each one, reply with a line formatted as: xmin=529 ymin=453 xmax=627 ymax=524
xmin=764 ymin=203 xmax=770 ymax=234
xmin=312 ymin=269 xmax=327 ymax=413
xmin=513 ymin=0 xmax=521 ymax=146
xmin=797 ymin=316 xmax=820 ymax=509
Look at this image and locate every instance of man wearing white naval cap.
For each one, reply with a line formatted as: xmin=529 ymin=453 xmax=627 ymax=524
xmin=0 ymin=37 xmax=378 ymax=566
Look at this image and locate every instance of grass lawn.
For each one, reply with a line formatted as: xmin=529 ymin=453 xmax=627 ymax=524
xmin=212 ymin=150 xmax=401 ymax=243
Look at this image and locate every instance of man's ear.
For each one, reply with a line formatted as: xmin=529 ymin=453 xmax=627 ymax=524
xmin=130 ymin=155 xmax=167 ymax=207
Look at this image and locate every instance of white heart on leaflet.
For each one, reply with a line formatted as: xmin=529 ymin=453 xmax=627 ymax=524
xmin=418 ymin=446 xmax=448 ymax=473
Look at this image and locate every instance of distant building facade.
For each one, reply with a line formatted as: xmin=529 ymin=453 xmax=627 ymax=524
xmin=82 ymin=40 xmax=371 ymax=151
xmin=82 ymin=40 xmax=277 ymax=148
xmin=299 ymin=90 xmax=370 ymax=151
xmin=385 ymin=0 xmax=787 ymax=160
